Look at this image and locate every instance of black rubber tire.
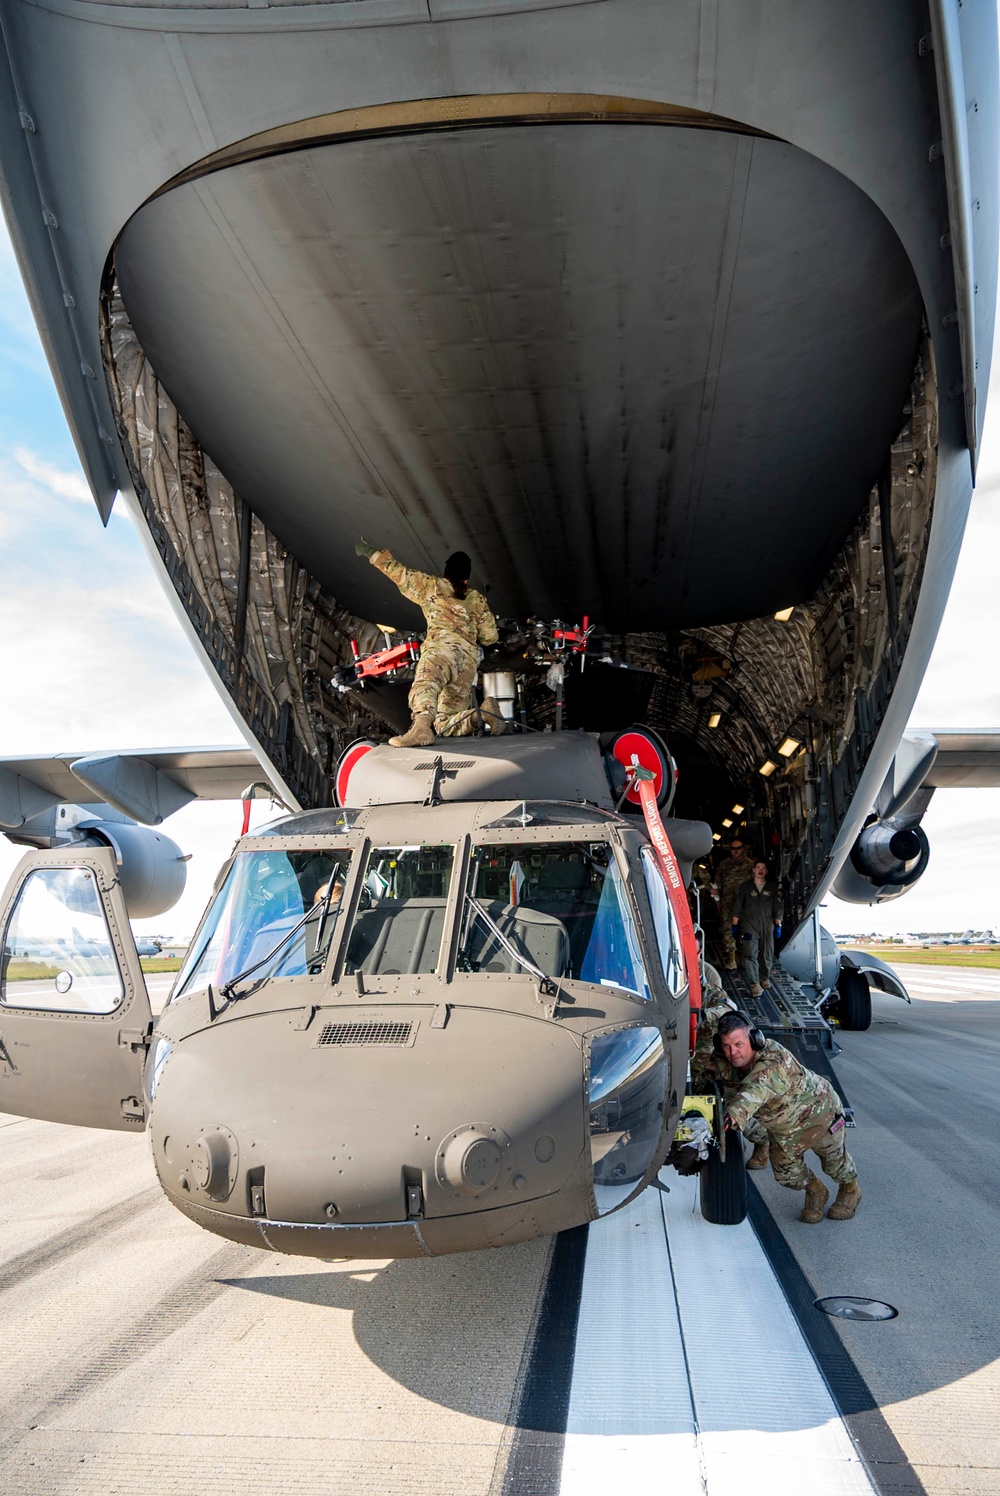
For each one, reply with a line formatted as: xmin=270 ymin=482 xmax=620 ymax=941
xmin=836 ymin=967 xmax=873 ymax=1031
xmin=699 ymin=1133 xmax=748 ymax=1225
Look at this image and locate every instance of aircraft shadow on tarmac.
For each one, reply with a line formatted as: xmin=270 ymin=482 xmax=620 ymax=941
xmin=222 ymin=1238 xmax=550 ymax=1423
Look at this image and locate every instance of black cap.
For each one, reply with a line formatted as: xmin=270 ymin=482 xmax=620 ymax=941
xmin=444 ymin=551 xmax=472 ymax=584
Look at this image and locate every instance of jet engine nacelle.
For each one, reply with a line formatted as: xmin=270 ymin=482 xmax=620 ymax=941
xmin=832 ymin=820 xmax=930 ymax=904
xmin=77 ymin=822 xmax=187 ymax=918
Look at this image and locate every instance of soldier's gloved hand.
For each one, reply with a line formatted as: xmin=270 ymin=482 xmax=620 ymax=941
xmin=355 ymin=537 xmax=376 ymax=559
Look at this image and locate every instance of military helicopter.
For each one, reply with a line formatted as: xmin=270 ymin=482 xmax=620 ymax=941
xmin=0 ymin=725 xmax=741 ymax=1257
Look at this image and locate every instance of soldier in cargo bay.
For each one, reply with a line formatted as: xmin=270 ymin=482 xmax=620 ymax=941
xmin=356 ymin=539 xmax=505 ymax=747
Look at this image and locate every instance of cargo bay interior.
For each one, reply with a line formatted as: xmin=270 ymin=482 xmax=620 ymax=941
xmin=101 ymin=103 xmax=938 ymax=928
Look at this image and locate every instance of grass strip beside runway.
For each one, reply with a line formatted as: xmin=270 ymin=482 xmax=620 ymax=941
xmin=843 ymin=946 xmax=1000 ymax=968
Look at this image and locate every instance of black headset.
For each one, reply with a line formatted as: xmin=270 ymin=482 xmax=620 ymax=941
xmin=712 ymin=1010 xmax=766 ymax=1057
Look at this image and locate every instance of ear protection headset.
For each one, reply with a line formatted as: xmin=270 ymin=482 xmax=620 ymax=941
xmin=713 ymin=1010 xmax=766 ymax=1057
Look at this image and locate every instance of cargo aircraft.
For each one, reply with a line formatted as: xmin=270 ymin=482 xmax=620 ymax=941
xmin=0 ymin=0 xmax=999 ymax=1254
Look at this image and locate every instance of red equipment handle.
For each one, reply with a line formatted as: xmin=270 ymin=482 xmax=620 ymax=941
xmin=636 ymin=775 xmax=703 ymax=1054
xmin=354 ymin=640 xmax=421 ymax=680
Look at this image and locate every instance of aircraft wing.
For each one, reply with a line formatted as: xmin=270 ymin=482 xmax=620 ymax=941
xmin=0 ymin=746 xmax=275 ymax=829
xmin=924 ymin=733 xmax=1000 ymax=789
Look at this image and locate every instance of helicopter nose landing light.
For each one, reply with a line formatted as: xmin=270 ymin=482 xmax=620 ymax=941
xmin=187 ymin=1126 xmax=238 ymax=1201
xmin=436 ymin=1125 xmax=513 ymax=1196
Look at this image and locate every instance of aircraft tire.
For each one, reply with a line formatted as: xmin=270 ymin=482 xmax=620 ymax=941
xmin=699 ymin=1133 xmax=748 ymax=1225
xmin=835 ymin=967 xmax=872 ymax=1031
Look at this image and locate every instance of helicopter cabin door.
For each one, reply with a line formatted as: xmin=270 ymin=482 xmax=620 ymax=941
xmin=0 ymin=846 xmax=153 ymax=1130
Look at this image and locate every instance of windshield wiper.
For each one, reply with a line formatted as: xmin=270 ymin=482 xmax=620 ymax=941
xmin=220 ymin=893 xmax=333 ymax=1004
xmin=459 ymin=893 xmax=551 ymax=984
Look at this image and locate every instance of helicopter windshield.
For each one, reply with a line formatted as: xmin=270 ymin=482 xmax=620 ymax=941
xmin=343 ymin=845 xmax=455 ymax=977
xmin=457 ymin=841 xmax=650 ymax=997
xmin=171 ymin=848 xmax=353 ymax=1001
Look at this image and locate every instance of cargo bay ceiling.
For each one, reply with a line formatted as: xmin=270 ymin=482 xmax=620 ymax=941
xmin=112 ymin=113 xmax=924 ymax=635
xmin=103 ymin=100 xmax=940 ymax=924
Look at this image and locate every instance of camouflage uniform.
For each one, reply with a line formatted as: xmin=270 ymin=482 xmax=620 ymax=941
xmin=714 ymin=1038 xmax=857 ymax=1190
xmin=715 ymin=852 xmax=751 ymax=966
xmin=731 ymin=876 xmax=783 ymax=986
xmin=691 ymin=979 xmax=768 ymax=1148
xmin=371 ymin=550 xmax=498 ymax=736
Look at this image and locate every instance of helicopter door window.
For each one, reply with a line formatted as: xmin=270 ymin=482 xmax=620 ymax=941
xmin=1 ymin=867 xmax=125 ymax=1014
xmin=171 ymin=849 xmax=353 ymax=1001
xmin=640 ymin=848 xmax=686 ymax=998
xmin=457 ymin=842 xmax=650 ymax=998
xmin=344 ymin=845 xmax=454 ymax=977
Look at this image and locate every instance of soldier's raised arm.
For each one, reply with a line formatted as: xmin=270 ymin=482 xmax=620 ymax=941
xmin=367 ymin=545 xmax=437 ymax=606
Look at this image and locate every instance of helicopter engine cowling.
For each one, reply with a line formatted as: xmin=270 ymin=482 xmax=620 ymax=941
xmin=832 ymin=820 xmax=930 ymax=904
xmin=77 ymin=822 xmax=187 ymax=918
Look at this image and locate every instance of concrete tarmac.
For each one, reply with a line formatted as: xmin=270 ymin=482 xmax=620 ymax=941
xmin=1 ymin=962 xmax=996 ymax=1494
xmin=753 ymin=965 xmax=1000 ymax=1496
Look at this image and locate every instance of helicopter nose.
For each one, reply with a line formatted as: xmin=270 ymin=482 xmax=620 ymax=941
xmin=149 ymin=1002 xmax=591 ymax=1256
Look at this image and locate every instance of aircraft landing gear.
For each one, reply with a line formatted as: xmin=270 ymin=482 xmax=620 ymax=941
xmin=832 ymin=967 xmax=873 ymax=1031
xmin=668 ymin=1089 xmax=748 ymax=1225
xmin=699 ymin=1124 xmax=748 ymax=1226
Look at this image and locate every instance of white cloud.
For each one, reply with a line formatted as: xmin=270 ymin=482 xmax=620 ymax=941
xmin=13 ymin=446 xmax=92 ymax=505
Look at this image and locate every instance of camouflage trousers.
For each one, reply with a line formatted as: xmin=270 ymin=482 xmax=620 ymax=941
xmin=767 ymin=1110 xmax=858 ymax=1190
xmin=409 ymin=640 xmax=479 ymax=737
xmin=720 ymin=896 xmax=737 ymax=963
xmin=740 ymin=926 xmax=774 ymax=984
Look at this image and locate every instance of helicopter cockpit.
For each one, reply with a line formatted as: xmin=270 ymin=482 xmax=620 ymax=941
xmin=165 ymin=798 xmax=687 ymax=1011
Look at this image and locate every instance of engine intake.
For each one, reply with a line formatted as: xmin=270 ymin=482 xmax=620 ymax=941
xmin=832 ymin=820 xmax=930 ymax=904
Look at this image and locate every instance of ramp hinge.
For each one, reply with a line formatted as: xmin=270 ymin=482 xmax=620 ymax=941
xmin=120 ymin=1095 xmax=144 ymax=1120
xmin=918 ymin=32 xmax=933 ymax=56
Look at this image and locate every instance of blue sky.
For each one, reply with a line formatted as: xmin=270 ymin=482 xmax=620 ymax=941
xmin=0 ymin=221 xmax=998 ymax=940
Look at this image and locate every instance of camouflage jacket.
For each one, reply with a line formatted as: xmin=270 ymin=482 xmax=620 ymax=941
xmin=716 ymin=854 xmax=752 ymax=902
xmin=716 ymin=1038 xmax=839 ymax=1135
xmin=371 ymin=550 xmax=499 ymax=652
xmin=731 ymin=877 xmax=783 ymax=930
xmin=691 ymin=980 xmax=738 ymax=1084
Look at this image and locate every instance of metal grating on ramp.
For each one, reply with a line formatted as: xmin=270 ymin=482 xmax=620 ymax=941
xmin=558 ymin=1175 xmax=877 ymax=1495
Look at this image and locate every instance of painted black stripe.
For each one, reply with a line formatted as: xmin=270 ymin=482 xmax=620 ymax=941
xmin=747 ymin=1180 xmax=927 ymax=1496
xmin=498 ymin=1224 xmax=590 ymax=1496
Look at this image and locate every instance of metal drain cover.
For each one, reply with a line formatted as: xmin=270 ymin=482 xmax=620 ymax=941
xmin=815 ymin=1296 xmax=898 ymax=1321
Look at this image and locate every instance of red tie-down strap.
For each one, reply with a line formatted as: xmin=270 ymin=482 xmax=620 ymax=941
xmin=637 ymin=776 xmax=703 ymax=1054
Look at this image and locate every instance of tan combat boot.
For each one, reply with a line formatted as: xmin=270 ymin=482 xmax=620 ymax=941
xmin=827 ymin=1181 xmax=862 ymax=1221
xmin=725 ymin=959 xmax=738 ymax=971
xmin=800 ymin=1170 xmax=829 ymax=1224
xmin=388 ymin=714 xmax=435 ymax=749
xmin=480 ymin=697 xmax=509 ymax=736
xmin=747 ymin=1139 xmax=770 ymax=1171
xmin=750 ymin=982 xmax=762 ymax=997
